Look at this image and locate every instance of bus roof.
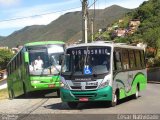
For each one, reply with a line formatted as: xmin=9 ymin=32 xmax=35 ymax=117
xmin=25 ymin=41 xmax=65 ymax=46
xmin=67 ymin=41 xmax=144 ymax=50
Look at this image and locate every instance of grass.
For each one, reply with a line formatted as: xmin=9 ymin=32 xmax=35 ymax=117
xmin=0 ymin=88 xmax=8 ymax=100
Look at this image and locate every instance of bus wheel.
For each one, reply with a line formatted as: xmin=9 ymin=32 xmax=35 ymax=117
xmin=133 ymin=86 xmax=139 ymax=99
xmin=8 ymin=90 xmax=12 ymax=100
xmin=9 ymin=89 xmax=15 ymax=99
xmin=67 ymin=102 xmax=78 ymax=109
xmin=23 ymin=82 xmax=27 ymax=97
xmin=57 ymin=90 xmax=60 ymax=98
xmin=111 ymin=92 xmax=118 ymax=107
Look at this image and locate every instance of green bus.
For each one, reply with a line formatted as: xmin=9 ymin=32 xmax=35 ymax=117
xmin=60 ymin=41 xmax=147 ymax=108
xmin=7 ymin=41 xmax=65 ymax=99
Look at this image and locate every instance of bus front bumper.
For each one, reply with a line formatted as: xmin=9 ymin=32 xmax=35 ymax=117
xmin=30 ymin=76 xmax=61 ymax=90
xmin=31 ymin=82 xmax=60 ymax=90
xmin=60 ymin=86 xmax=112 ymax=102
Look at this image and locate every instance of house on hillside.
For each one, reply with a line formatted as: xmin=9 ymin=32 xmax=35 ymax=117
xmin=98 ymin=28 xmax=107 ymax=34
xmin=126 ymin=19 xmax=141 ymax=35
xmin=0 ymin=46 xmax=8 ymax=50
xmin=107 ymin=27 xmax=112 ymax=31
xmin=113 ymin=28 xmax=126 ymax=37
xmin=119 ymin=19 xmax=123 ymax=23
xmin=11 ymin=48 xmax=19 ymax=53
xmin=129 ymin=19 xmax=140 ymax=27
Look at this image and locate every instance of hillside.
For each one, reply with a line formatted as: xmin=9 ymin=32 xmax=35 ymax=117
xmin=133 ymin=0 xmax=160 ymax=49
xmin=113 ymin=0 xmax=160 ymax=49
xmin=0 ymin=5 xmax=131 ymax=47
xmin=0 ymin=36 xmax=4 ymax=41
xmin=98 ymin=0 xmax=160 ymax=67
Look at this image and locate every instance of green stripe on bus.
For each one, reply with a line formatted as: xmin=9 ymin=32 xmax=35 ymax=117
xmin=117 ymin=73 xmax=147 ymax=99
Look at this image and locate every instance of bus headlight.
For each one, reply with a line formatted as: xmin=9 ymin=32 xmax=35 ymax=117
xmin=60 ymin=77 xmax=70 ymax=89
xmin=98 ymin=74 xmax=111 ymax=88
xmin=99 ymin=79 xmax=110 ymax=88
xmin=61 ymin=82 xmax=70 ymax=89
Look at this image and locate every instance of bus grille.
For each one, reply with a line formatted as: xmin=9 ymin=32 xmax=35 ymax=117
xmin=70 ymin=86 xmax=98 ymax=90
xmin=70 ymin=86 xmax=81 ymax=89
xmin=73 ymin=93 xmax=97 ymax=98
xmin=85 ymin=86 xmax=97 ymax=89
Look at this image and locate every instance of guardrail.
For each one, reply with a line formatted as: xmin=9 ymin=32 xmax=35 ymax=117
xmin=0 ymin=69 xmax=7 ymax=82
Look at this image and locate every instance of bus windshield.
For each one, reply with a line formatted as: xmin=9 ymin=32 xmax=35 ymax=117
xmin=62 ymin=46 xmax=111 ymax=76
xmin=28 ymin=45 xmax=64 ymax=75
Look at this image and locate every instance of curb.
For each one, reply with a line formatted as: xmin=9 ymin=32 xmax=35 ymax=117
xmin=148 ymin=81 xmax=160 ymax=84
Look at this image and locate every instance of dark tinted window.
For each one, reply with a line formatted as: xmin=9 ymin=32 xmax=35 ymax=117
xmin=114 ymin=48 xmax=123 ymax=70
xmin=140 ymin=50 xmax=145 ymax=68
xmin=129 ymin=50 xmax=136 ymax=69
xmin=122 ymin=49 xmax=129 ymax=70
xmin=135 ymin=50 xmax=141 ymax=68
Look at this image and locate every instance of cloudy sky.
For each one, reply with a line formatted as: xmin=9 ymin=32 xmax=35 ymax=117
xmin=0 ymin=0 xmax=147 ymax=36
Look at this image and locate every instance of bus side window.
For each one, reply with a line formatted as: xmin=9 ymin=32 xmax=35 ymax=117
xmin=140 ymin=50 xmax=145 ymax=68
xmin=7 ymin=65 xmax=11 ymax=76
xmin=114 ymin=50 xmax=122 ymax=71
xmin=9 ymin=64 xmax=12 ymax=75
xmin=17 ymin=54 xmax=19 ymax=68
xmin=12 ymin=61 xmax=15 ymax=73
xmin=122 ymin=49 xmax=130 ymax=70
xmin=129 ymin=50 xmax=136 ymax=69
xmin=135 ymin=50 xmax=141 ymax=69
xmin=20 ymin=51 xmax=23 ymax=65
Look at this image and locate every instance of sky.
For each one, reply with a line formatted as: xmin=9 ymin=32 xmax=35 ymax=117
xmin=0 ymin=0 xmax=147 ymax=36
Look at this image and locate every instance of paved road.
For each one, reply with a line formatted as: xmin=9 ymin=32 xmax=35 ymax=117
xmin=0 ymin=83 xmax=160 ymax=119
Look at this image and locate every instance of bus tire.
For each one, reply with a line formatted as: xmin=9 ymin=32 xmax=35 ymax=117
xmin=67 ymin=102 xmax=78 ymax=109
xmin=23 ymin=82 xmax=27 ymax=97
xmin=133 ymin=86 xmax=139 ymax=99
xmin=57 ymin=89 xmax=60 ymax=98
xmin=9 ymin=88 xmax=15 ymax=99
xmin=8 ymin=90 xmax=13 ymax=100
xmin=110 ymin=92 xmax=118 ymax=107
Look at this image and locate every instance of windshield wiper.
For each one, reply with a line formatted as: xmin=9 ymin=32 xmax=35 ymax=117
xmin=40 ymin=64 xmax=60 ymax=76
xmin=52 ymin=63 xmax=61 ymax=74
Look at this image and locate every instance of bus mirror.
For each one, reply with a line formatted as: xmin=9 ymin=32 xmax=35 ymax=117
xmin=24 ymin=52 xmax=29 ymax=63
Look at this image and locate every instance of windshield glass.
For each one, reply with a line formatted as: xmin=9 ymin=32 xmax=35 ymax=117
xmin=62 ymin=46 xmax=111 ymax=75
xmin=28 ymin=45 xmax=64 ymax=75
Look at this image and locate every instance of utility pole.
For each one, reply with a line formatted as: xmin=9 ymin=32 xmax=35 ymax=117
xmin=91 ymin=18 xmax=94 ymax=42
xmin=82 ymin=0 xmax=88 ymax=43
xmin=91 ymin=0 xmax=96 ymax=42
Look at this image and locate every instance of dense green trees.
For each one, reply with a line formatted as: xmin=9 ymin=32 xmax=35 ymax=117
xmin=0 ymin=49 xmax=14 ymax=70
xmin=98 ymin=0 xmax=160 ymax=67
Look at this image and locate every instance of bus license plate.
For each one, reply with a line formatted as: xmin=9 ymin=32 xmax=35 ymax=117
xmin=48 ymin=84 xmax=55 ymax=88
xmin=79 ymin=98 xmax=89 ymax=102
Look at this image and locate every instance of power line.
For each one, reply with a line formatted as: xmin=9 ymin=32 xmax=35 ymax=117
xmin=0 ymin=6 xmax=81 ymax=23
xmin=88 ymin=0 xmax=98 ymax=8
